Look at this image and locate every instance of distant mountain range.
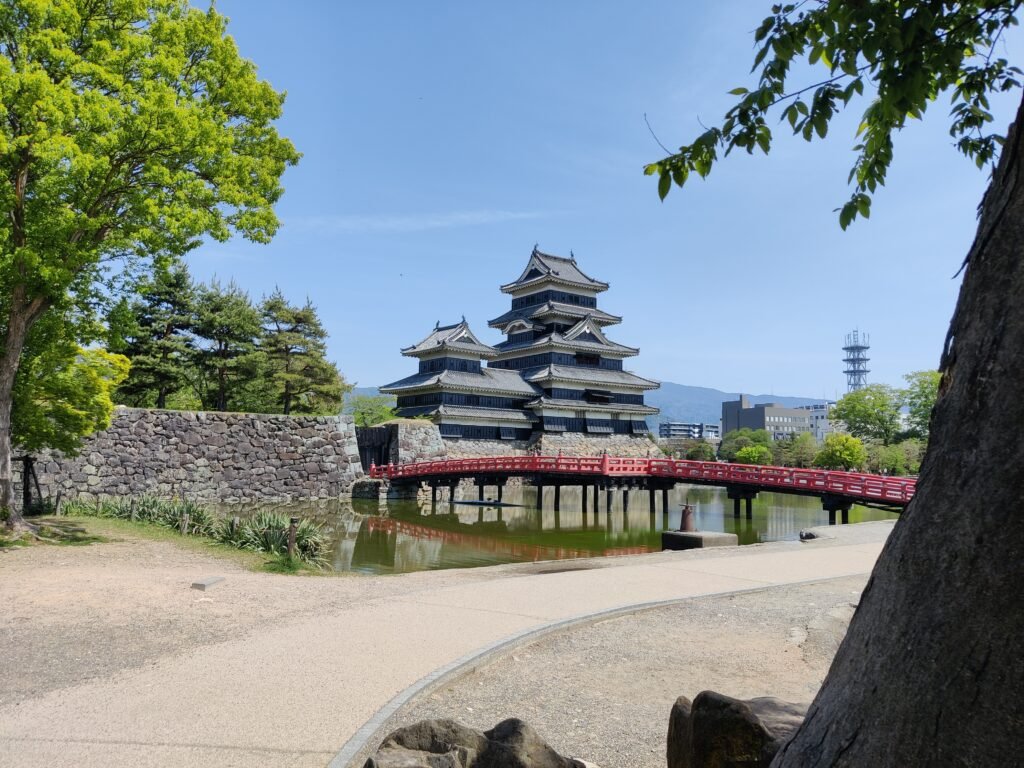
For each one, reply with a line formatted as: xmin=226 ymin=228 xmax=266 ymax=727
xmin=350 ymin=383 xmax=826 ymax=430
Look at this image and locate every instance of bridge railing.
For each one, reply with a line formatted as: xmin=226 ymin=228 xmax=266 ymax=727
xmin=368 ymin=455 xmax=916 ymax=505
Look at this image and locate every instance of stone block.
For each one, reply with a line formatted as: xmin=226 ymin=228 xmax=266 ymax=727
xmin=190 ymin=576 xmax=225 ymax=591
xmin=662 ymin=531 xmax=738 ymax=551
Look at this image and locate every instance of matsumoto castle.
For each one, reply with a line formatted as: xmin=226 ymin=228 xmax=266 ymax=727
xmin=380 ymin=247 xmax=660 ymax=441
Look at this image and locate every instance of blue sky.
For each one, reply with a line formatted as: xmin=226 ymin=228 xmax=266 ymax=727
xmin=190 ymin=1 xmax=1023 ymax=399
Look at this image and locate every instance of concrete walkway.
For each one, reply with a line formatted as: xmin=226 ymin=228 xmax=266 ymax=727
xmin=0 ymin=522 xmax=893 ymax=768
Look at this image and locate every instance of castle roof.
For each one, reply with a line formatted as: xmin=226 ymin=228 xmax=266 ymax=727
xmin=488 ymin=301 xmax=622 ymax=330
xmin=493 ymin=315 xmax=639 ymax=357
xmin=523 ymin=364 xmax=660 ymax=390
xmin=500 ymin=247 xmax=608 ymax=294
xmin=380 ymin=367 xmax=539 ymax=397
xmin=401 ymin=320 xmax=496 ymax=358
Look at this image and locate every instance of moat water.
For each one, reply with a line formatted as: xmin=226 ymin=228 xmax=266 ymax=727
xmin=231 ymin=484 xmax=899 ymax=575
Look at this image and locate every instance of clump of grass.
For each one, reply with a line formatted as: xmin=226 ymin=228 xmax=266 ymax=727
xmin=63 ymin=496 xmax=329 ymax=568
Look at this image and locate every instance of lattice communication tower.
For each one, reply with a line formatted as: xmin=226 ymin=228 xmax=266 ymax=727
xmin=842 ymin=330 xmax=871 ymax=392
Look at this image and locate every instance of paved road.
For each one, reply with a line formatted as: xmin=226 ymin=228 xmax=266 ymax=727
xmin=0 ymin=522 xmax=893 ymax=768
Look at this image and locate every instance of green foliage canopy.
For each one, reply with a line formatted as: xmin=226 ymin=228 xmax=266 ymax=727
xmin=347 ymin=394 xmax=397 ymax=428
xmin=0 ymin=0 xmax=298 ymax=513
xmin=645 ymin=1 xmax=1022 ymax=228
xmin=13 ymin=319 xmax=129 ymax=454
xmin=814 ymin=432 xmax=868 ymax=471
xmin=902 ymin=369 xmax=942 ymax=439
xmin=719 ymin=428 xmax=770 ymax=461
xmin=830 ymin=384 xmax=903 ymax=444
xmin=735 ymin=444 xmax=773 ymax=465
xmin=260 ymin=289 xmax=349 ymax=415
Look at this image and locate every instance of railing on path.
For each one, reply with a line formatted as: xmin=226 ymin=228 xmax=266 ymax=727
xmin=369 ymin=455 xmax=916 ymax=506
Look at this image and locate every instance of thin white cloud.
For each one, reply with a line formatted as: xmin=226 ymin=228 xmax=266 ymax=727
xmin=290 ymin=209 xmax=551 ymax=234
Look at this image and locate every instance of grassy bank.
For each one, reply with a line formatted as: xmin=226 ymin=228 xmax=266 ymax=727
xmin=58 ymin=497 xmax=331 ymax=571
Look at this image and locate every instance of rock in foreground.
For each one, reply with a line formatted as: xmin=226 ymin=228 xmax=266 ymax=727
xmin=364 ymin=717 xmax=591 ymax=768
xmin=666 ymin=691 xmax=807 ymax=768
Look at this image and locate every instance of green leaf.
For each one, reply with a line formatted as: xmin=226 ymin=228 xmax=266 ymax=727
xmin=728 ymin=87 xmax=749 ymax=96
xmin=658 ymin=171 xmax=672 ymax=201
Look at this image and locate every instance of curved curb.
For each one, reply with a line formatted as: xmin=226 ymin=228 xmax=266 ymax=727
xmin=328 ymin=573 xmax=863 ymax=768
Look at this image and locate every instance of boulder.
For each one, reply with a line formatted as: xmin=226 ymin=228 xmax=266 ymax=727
xmin=666 ymin=691 xmax=807 ymax=768
xmin=364 ymin=718 xmax=587 ymax=768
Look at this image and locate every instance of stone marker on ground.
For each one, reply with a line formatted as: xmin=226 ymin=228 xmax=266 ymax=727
xmin=666 ymin=691 xmax=807 ymax=768
xmin=190 ymin=576 xmax=225 ymax=592
xmin=661 ymin=530 xmax=738 ymax=551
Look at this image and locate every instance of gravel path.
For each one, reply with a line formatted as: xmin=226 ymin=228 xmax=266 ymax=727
xmin=363 ymin=576 xmax=866 ymax=768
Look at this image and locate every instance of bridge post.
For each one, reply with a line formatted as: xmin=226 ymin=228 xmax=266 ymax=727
xmin=733 ymin=497 xmax=741 ymax=518
xmin=554 ymin=484 xmax=561 ymax=512
xmin=448 ymin=481 xmax=458 ymax=503
xmin=581 ymin=485 xmax=588 ymax=528
xmin=822 ymin=494 xmax=853 ymax=525
xmin=593 ymin=484 xmax=600 ymax=517
xmin=606 ymin=485 xmax=613 ymax=520
xmin=497 ymin=484 xmax=503 ymax=503
xmin=431 ymin=483 xmax=437 ymax=506
xmin=842 ymin=507 xmax=849 ymax=524
xmin=536 ymin=483 xmax=544 ymax=510
xmin=622 ymin=487 xmax=630 ymax=531
xmin=828 ymin=509 xmax=836 ymax=526
xmin=478 ymin=482 xmax=485 ymax=502
xmin=648 ymin=486 xmax=656 ymax=514
xmin=745 ymin=496 xmax=753 ymax=520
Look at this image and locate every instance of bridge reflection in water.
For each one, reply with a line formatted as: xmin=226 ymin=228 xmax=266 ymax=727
xmin=234 ymin=485 xmax=899 ymax=575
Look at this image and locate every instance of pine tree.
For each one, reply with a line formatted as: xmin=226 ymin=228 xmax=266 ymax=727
xmin=260 ymin=289 xmax=348 ymax=415
xmin=115 ymin=266 xmax=196 ymax=409
xmin=193 ymin=280 xmax=262 ymax=411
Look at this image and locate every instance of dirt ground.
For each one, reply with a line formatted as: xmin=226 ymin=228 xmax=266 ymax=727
xmin=363 ymin=577 xmax=864 ymax=768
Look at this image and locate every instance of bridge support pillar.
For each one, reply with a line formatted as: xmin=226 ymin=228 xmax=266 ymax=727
xmin=554 ymin=484 xmax=561 ymax=512
xmin=593 ymin=485 xmax=600 ymax=517
xmin=727 ymin=487 xmax=759 ymax=520
xmin=822 ymin=494 xmax=854 ymax=525
xmin=497 ymin=484 xmax=503 ymax=504
xmin=430 ymin=483 xmax=437 ymax=506
xmin=536 ymin=484 xmax=544 ymax=510
xmin=648 ymin=486 xmax=656 ymax=513
xmin=478 ymin=483 xmax=485 ymax=502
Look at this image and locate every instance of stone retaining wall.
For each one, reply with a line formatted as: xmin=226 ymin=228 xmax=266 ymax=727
xmin=19 ymin=407 xmax=363 ymax=505
xmin=533 ymin=432 xmax=661 ymax=458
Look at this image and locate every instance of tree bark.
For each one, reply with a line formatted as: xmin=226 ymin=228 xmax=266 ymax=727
xmin=0 ymin=288 xmax=46 ymax=528
xmin=773 ymin=94 xmax=1024 ymax=765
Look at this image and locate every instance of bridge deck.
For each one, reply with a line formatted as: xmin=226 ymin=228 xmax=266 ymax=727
xmin=369 ymin=455 xmax=916 ymax=507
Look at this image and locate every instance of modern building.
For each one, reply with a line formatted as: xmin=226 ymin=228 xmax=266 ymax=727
xmin=721 ymin=395 xmax=813 ymax=441
xmin=797 ymin=402 xmax=836 ymax=442
xmin=380 ymin=247 xmax=660 ymax=439
xmin=659 ymin=422 xmax=721 ymax=440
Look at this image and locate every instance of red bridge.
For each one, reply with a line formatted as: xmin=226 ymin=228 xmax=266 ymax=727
xmin=370 ymin=455 xmax=915 ymax=520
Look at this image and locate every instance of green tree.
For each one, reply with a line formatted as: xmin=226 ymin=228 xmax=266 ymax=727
xmin=830 ymin=384 xmax=902 ymax=445
xmin=260 ymin=290 xmax=349 ymax=415
xmin=12 ymin=313 xmax=129 ymax=455
xmin=866 ymin=441 xmax=908 ymax=476
xmin=193 ymin=279 xmax=262 ymax=412
xmin=347 ymin=394 xmax=397 ymax=428
xmin=115 ymin=265 xmax=196 ymax=409
xmin=735 ymin=444 xmax=772 ymax=465
xmin=788 ymin=431 xmax=819 ymax=468
xmin=0 ymin=1 xmax=298 ymax=524
xmin=718 ymin=428 xmax=769 ymax=461
xmin=646 ymin=4 xmax=1024 ymax=761
xmin=902 ymin=370 xmax=941 ymax=440
xmin=684 ymin=440 xmax=717 ymax=461
xmin=813 ymin=433 xmax=868 ymax=471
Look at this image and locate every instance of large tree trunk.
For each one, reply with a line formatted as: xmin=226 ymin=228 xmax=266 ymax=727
xmin=773 ymin=95 xmax=1024 ymax=765
xmin=0 ymin=290 xmax=43 ymax=529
